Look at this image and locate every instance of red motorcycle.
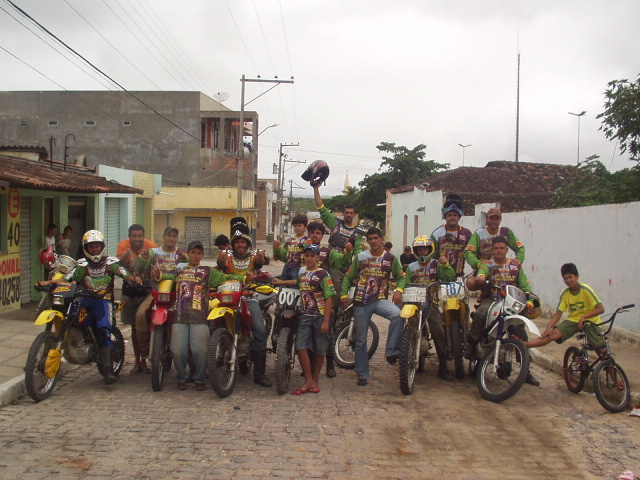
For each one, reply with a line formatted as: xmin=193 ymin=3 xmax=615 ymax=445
xmin=150 ymin=279 xmax=176 ymax=391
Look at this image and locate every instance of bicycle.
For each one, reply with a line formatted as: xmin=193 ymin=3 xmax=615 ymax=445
xmin=563 ymin=304 xmax=634 ymax=413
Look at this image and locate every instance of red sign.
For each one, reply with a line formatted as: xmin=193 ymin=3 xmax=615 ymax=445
xmin=8 ymin=188 xmax=20 ymax=218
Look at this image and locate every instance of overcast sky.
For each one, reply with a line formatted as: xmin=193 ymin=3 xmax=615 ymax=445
xmin=1 ymin=0 xmax=639 ymax=197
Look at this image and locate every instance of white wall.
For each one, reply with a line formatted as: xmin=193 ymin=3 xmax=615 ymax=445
xmin=387 ymin=188 xmax=640 ymax=332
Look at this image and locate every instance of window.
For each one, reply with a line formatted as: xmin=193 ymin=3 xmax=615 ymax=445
xmin=19 ymin=120 xmax=28 ymax=126
xmin=122 ymin=120 xmax=131 ymax=126
xmin=85 ymin=120 xmax=95 ymax=126
xmin=48 ymin=120 xmax=58 ymax=126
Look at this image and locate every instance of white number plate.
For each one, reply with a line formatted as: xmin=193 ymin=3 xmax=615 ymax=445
xmin=219 ymin=280 xmax=242 ymax=293
xmin=278 ymin=287 xmax=300 ymax=307
xmin=402 ymin=286 xmax=428 ymax=303
xmin=439 ymin=281 xmax=465 ymax=299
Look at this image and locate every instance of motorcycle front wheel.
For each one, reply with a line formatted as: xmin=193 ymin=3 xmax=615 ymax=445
xmin=334 ymin=319 xmax=379 ymax=369
xmin=450 ymin=319 xmax=465 ymax=379
xmin=25 ymin=331 xmax=59 ymax=402
xmin=98 ymin=326 xmax=125 ymax=377
xmin=207 ymin=328 xmax=237 ymax=398
xmin=399 ymin=328 xmax=418 ymax=395
xmin=151 ymin=325 xmax=168 ymax=392
xmin=476 ymin=337 xmax=530 ymax=403
xmin=275 ymin=327 xmax=293 ymax=395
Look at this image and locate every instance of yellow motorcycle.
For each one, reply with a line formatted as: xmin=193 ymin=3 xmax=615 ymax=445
xmin=436 ymin=280 xmax=471 ymax=379
xmin=398 ymin=283 xmax=432 ymax=394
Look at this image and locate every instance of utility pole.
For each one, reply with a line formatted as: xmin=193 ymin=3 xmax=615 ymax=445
xmin=237 ymin=75 xmax=294 ymax=217
xmin=276 ymin=142 xmax=299 ymax=237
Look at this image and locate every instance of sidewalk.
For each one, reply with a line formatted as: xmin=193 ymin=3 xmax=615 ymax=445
xmin=2 ymin=254 xmax=639 ymax=408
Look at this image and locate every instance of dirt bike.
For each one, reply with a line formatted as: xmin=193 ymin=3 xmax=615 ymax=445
xmin=206 ymin=280 xmax=272 ymax=397
xmin=436 ymin=280 xmax=471 ymax=379
xmin=253 ymin=270 xmax=278 ymax=349
xmin=473 ymin=283 xmax=541 ymax=403
xmin=333 ymin=287 xmax=380 ymax=369
xmin=25 ymin=284 xmax=125 ymax=402
xmin=149 ymin=279 xmax=176 ymax=392
xmin=398 ymin=283 xmax=433 ymax=395
xmin=272 ymin=286 xmax=301 ymax=394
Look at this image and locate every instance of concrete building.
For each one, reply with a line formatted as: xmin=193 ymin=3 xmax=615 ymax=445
xmin=0 ymin=91 xmax=262 ymax=243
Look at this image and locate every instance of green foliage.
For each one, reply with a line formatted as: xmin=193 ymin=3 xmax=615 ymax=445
xmin=552 ymin=156 xmax=640 ymax=207
xmin=324 ymin=186 xmax=359 ymax=213
xmin=355 ymin=143 xmax=449 ymax=224
xmin=597 ymin=75 xmax=640 ymax=159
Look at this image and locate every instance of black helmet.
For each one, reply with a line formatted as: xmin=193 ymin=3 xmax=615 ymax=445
xmin=230 ymin=217 xmax=252 ymax=248
xmin=301 ymin=160 xmax=330 ymax=187
xmin=442 ymin=194 xmax=464 ymax=218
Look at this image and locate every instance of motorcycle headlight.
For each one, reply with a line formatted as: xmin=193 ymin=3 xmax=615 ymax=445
xmin=53 ymin=296 xmax=65 ymax=306
xmin=220 ymin=294 xmax=234 ymax=304
xmin=158 ymin=293 xmax=170 ymax=303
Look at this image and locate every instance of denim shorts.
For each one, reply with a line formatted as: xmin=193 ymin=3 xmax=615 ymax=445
xmin=296 ymin=314 xmax=330 ymax=354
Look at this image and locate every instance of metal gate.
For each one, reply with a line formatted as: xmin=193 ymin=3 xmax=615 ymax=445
xmin=104 ymin=198 xmax=121 ymax=257
xmin=20 ymin=196 xmax=32 ymax=303
xmin=185 ymin=217 xmax=211 ymax=257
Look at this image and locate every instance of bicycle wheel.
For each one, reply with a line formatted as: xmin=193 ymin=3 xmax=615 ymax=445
xmin=25 ymin=331 xmax=60 ymax=402
xmin=207 ymin=328 xmax=237 ymax=398
xmin=563 ymin=346 xmax=587 ymax=393
xmin=593 ymin=359 xmax=630 ymax=413
xmin=476 ymin=337 xmax=530 ymax=403
xmin=399 ymin=328 xmax=417 ymax=395
xmin=334 ymin=320 xmax=379 ymax=369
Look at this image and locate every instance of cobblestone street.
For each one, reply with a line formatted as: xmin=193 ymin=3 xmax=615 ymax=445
xmin=1 ymin=315 xmax=639 ymax=480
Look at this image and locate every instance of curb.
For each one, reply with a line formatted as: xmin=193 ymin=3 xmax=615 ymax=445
xmin=530 ymin=349 xmax=640 ymax=409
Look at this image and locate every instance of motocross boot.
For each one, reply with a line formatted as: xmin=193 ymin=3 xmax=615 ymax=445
xmin=253 ymin=350 xmax=272 ymax=388
xmin=325 ymin=352 xmax=336 ymax=378
xmin=101 ymin=347 xmax=117 ymax=385
xmin=437 ymin=359 xmax=453 ymax=382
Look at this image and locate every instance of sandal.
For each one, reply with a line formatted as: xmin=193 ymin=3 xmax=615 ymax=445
xmin=290 ymin=388 xmax=308 ymax=395
xmin=306 ymin=386 xmax=320 ymax=394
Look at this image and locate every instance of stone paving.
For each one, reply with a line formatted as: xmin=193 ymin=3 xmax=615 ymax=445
xmin=1 ymin=315 xmax=640 ymax=479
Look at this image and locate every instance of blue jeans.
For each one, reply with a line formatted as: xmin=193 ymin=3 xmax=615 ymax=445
xmin=280 ymin=263 xmax=300 ymax=281
xmin=170 ymin=323 xmax=209 ymax=383
xmin=353 ymin=299 xmax=403 ymax=380
xmin=80 ymin=297 xmax=113 ymax=347
xmin=246 ymin=297 xmax=267 ymax=351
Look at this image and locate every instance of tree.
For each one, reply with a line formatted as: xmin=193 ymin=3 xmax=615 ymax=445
xmin=597 ymin=74 xmax=640 ymax=159
xmin=552 ymin=156 xmax=640 ymax=207
xmin=324 ymin=186 xmax=359 ymax=214
xmin=356 ymin=143 xmax=449 ymax=225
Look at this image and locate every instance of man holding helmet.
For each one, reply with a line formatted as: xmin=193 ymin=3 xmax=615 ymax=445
xmin=217 ymin=217 xmax=272 ymax=387
xmin=430 ymin=194 xmax=472 ymax=278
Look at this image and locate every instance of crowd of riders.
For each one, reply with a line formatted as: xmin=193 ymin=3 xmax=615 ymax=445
xmin=37 ymin=159 xmax=609 ymax=394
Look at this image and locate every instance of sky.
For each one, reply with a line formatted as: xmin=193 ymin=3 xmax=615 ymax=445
xmin=1 ymin=0 xmax=639 ymax=197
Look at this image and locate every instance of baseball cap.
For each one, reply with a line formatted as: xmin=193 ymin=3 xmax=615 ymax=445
xmin=187 ymin=240 xmax=204 ymax=251
xmin=163 ymin=226 xmax=179 ymax=236
xmin=303 ymin=244 xmax=321 ymax=255
xmin=487 ymin=207 xmax=502 ymax=218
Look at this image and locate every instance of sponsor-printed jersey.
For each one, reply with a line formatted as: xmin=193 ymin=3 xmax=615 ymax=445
xmin=430 ymin=225 xmax=472 ymax=276
xmin=296 ymin=267 xmax=336 ymax=315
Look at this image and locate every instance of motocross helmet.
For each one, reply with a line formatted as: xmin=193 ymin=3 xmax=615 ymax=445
xmin=523 ymin=293 xmax=542 ymax=319
xmin=230 ymin=217 xmax=252 ymax=248
xmin=411 ymin=235 xmax=434 ymax=263
xmin=39 ymin=246 xmax=57 ymax=268
xmin=301 ymin=160 xmax=330 ymax=187
xmin=82 ymin=230 xmax=107 ymax=263
xmin=57 ymin=255 xmax=77 ymax=274
xmin=442 ymin=194 xmax=464 ymax=218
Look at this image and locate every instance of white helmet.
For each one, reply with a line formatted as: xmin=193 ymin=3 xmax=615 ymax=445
xmin=82 ymin=230 xmax=106 ymax=263
xmin=57 ymin=255 xmax=77 ymax=274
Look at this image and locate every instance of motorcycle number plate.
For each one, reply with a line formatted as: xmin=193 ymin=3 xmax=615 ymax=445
xmin=278 ymin=287 xmax=300 ymax=308
xmin=402 ymin=286 xmax=427 ymax=303
xmin=218 ymin=280 xmax=242 ymax=293
xmin=440 ymin=281 xmax=465 ymax=299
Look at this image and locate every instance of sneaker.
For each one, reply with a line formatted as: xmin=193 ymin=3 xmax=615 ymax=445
xmin=525 ymin=373 xmax=540 ymax=387
xmin=177 ymin=382 xmax=188 ymax=390
xmin=326 ymin=367 xmax=336 ymax=378
xmin=357 ymin=378 xmax=368 ymax=386
xmin=386 ymin=354 xmax=399 ymax=366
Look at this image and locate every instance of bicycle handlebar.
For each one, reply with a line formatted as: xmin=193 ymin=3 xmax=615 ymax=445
xmin=584 ymin=304 xmax=634 ymax=335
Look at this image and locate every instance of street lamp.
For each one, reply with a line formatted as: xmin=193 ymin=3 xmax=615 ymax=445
xmin=568 ymin=111 xmax=586 ymax=165
xmin=458 ymin=144 xmax=471 ymax=166
xmin=258 ymin=123 xmax=279 ymax=137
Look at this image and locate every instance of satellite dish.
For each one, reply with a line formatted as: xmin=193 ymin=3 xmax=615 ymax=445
xmin=213 ymin=92 xmax=229 ymax=103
